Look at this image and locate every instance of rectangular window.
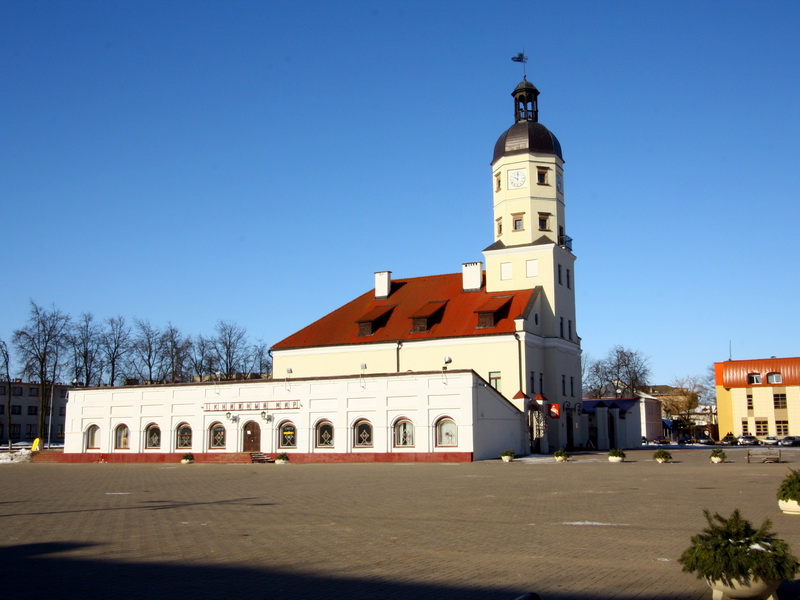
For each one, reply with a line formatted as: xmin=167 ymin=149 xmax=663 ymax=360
xmin=489 ymin=371 xmax=501 ymax=392
xmin=746 ymin=394 xmax=753 ymax=411
xmin=526 ymin=259 xmax=539 ymax=278
xmin=538 ymin=213 xmax=550 ymax=231
xmin=768 ymin=373 xmax=783 ymax=384
xmin=12 ymin=387 xmax=22 ymax=396
xmin=558 ymin=264 xmax=562 ymax=284
xmin=559 ymin=317 xmax=564 ymax=338
xmin=0 ymin=405 xmax=3 ymax=414
xmin=59 ymin=406 xmax=66 ymax=416
xmin=741 ymin=419 xmax=749 ymax=434
xmin=566 ymin=269 xmax=571 ymax=289
xmin=568 ymin=320 xmax=572 ymax=340
xmin=10 ymin=424 xmax=20 ymax=440
xmin=0 ymin=387 xmax=5 ymax=395
xmin=570 ymin=376 xmax=574 ymax=397
xmin=28 ymin=387 xmax=38 ymax=396
xmin=747 ymin=373 xmax=762 ymax=384
xmin=537 ymin=167 xmax=548 ymax=185
xmin=11 ymin=405 xmax=21 ymax=415
xmin=27 ymin=406 xmax=38 ymax=416
xmin=60 ymin=389 xmax=67 ymax=398
xmin=561 ymin=374 xmax=566 ymax=396
xmin=755 ymin=420 xmax=768 ymax=436
xmin=774 ymin=393 xmax=787 ymax=409
xmin=776 ymin=421 xmax=789 ymax=436
xmin=530 ymin=371 xmax=536 ymax=394
xmin=500 ymin=262 xmax=512 ymax=280
xmin=512 ymin=213 xmax=524 ymax=231
xmin=496 ymin=218 xmax=502 ymax=237
xmin=57 ymin=424 xmax=65 ymax=440
xmin=25 ymin=424 xmax=37 ymax=439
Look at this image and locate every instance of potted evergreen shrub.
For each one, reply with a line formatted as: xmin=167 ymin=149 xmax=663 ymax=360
xmin=710 ymin=448 xmax=727 ymax=464
xmin=777 ymin=469 xmax=800 ymax=514
xmin=275 ymin=452 xmax=290 ymax=464
xmin=608 ymin=448 xmax=626 ymax=462
xmin=679 ymin=509 xmax=798 ymax=600
xmin=553 ymin=448 xmax=570 ymax=462
xmin=500 ymin=449 xmax=515 ymax=463
xmin=653 ymin=449 xmax=672 ymax=463
xmin=180 ymin=453 xmax=194 ymax=464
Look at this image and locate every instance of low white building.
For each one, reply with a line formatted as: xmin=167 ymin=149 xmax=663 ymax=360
xmin=64 ymin=370 xmax=526 ymax=461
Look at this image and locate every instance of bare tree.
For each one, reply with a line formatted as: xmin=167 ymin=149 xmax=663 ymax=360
xmin=246 ymin=340 xmax=272 ymax=379
xmin=582 ymin=345 xmax=650 ymax=398
xmin=101 ymin=316 xmax=131 ymax=386
xmin=12 ymin=301 xmax=70 ymax=436
xmin=67 ymin=313 xmax=104 ymax=386
xmin=188 ymin=334 xmax=214 ymax=381
xmin=1 ymin=339 xmax=13 ymax=449
xmin=161 ymin=323 xmax=190 ymax=383
xmin=212 ymin=320 xmax=249 ymax=380
xmin=127 ymin=320 xmax=166 ymax=384
xmin=661 ymin=375 xmax=711 ymax=435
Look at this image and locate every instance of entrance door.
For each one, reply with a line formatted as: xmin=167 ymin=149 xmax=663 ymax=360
xmin=243 ymin=421 xmax=261 ymax=452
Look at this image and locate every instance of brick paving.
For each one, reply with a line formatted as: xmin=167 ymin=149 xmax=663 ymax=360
xmin=2 ymin=447 xmax=800 ymax=599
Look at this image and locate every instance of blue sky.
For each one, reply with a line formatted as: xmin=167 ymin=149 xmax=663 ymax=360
xmin=2 ymin=0 xmax=799 ymax=385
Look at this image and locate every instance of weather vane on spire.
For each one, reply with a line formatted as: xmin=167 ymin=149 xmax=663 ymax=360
xmin=511 ymin=51 xmax=528 ymax=78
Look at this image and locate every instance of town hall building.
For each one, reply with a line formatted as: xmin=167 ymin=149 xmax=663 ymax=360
xmin=64 ymin=78 xmax=584 ymax=461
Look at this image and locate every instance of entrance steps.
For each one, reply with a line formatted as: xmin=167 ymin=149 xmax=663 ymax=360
xmin=250 ymin=452 xmax=275 ymax=463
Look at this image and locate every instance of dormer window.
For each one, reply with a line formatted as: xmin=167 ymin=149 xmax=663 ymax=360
xmin=747 ymin=373 xmax=762 ymax=385
xmin=356 ymin=305 xmax=394 ymax=337
xmin=409 ymin=301 xmax=447 ymax=334
xmin=475 ymin=296 xmax=512 ymax=329
xmin=767 ymin=373 xmax=783 ymax=384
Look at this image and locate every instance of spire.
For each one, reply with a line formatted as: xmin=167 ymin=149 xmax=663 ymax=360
xmin=512 ymin=78 xmax=539 ymax=123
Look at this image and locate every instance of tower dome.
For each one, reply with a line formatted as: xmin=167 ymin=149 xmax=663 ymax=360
xmin=492 ymin=78 xmax=562 ymax=164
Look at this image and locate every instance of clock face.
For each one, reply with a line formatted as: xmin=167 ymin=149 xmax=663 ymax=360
xmin=508 ymin=169 xmax=526 ymax=189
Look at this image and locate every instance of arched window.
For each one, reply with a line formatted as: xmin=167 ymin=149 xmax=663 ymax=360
xmin=145 ymin=424 xmax=161 ymax=449
xmin=435 ymin=417 xmax=457 ymax=447
xmin=316 ymin=421 xmax=334 ymax=447
xmin=279 ymin=421 xmax=297 ymax=448
xmin=114 ymin=424 xmax=129 ymax=449
xmin=209 ymin=422 xmax=226 ymax=449
xmin=354 ymin=419 xmax=373 ymax=447
xmin=394 ymin=419 xmax=414 ymax=447
xmin=176 ymin=423 xmax=192 ymax=449
xmin=86 ymin=425 xmax=100 ymax=450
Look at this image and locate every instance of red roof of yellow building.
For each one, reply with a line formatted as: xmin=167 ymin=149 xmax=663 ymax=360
xmin=715 ymin=357 xmax=800 ymax=388
xmin=272 ymin=272 xmax=537 ymax=350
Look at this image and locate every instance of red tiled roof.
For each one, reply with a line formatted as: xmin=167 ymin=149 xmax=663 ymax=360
xmin=272 ymin=272 xmax=536 ymax=350
xmin=715 ymin=357 xmax=800 ymax=388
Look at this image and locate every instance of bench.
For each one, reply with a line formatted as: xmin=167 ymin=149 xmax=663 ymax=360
xmin=747 ymin=447 xmax=781 ymax=463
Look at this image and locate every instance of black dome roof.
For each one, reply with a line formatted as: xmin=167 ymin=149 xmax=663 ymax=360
xmin=493 ymin=120 xmax=563 ymax=163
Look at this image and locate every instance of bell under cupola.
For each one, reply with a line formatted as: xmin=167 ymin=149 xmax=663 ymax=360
xmin=513 ymin=77 xmax=539 ymax=123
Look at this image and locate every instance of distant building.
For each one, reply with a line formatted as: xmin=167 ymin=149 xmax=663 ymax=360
xmin=0 ymin=380 xmax=70 ymax=446
xmin=65 ymin=77 xmax=587 ymax=461
xmin=715 ymin=357 xmax=800 ymax=440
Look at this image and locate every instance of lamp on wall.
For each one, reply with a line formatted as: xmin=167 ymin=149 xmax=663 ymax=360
xmin=285 ymin=368 xmax=292 ymax=391
xmin=260 ymin=411 xmax=273 ymax=423
xmin=360 ymin=363 xmax=367 ymax=388
xmin=225 ymin=411 xmax=238 ymax=423
xmin=442 ymin=356 xmax=452 ymax=384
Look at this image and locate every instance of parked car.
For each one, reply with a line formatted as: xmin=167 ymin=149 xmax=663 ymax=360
xmin=720 ymin=434 xmax=738 ymax=445
xmin=678 ymin=435 xmax=694 ymax=445
xmin=762 ymin=436 xmax=779 ymax=445
xmin=737 ymin=435 xmax=759 ymax=446
xmin=653 ymin=436 xmax=670 ymax=445
xmin=696 ymin=436 xmax=715 ymax=445
xmin=779 ymin=436 xmax=800 ymax=447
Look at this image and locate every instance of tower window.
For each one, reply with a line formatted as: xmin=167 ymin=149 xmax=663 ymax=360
xmin=496 ymin=218 xmax=503 ymax=237
xmin=559 ymin=317 xmax=564 ymax=338
xmin=558 ymin=264 xmax=562 ymax=284
xmin=537 ymin=167 xmax=549 ymax=185
xmin=538 ymin=213 xmax=551 ymax=231
xmin=512 ymin=213 xmax=524 ymax=231
xmin=566 ymin=269 xmax=571 ymax=289
xmin=495 ymin=173 xmax=501 ymax=192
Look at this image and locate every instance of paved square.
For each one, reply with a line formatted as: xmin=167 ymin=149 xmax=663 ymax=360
xmin=2 ymin=448 xmax=800 ymax=599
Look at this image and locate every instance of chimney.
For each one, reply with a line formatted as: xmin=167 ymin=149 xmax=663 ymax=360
xmin=375 ymin=271 xmax=392 ymax=299
xmin=462 ymin=262 xmax=483 ymax=291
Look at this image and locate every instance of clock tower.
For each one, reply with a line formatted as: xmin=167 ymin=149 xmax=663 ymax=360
xmin=483 ymin=77 xmax=581 ymax=451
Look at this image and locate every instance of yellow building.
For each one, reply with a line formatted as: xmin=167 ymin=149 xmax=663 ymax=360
xmin=272 ymin=78 xmax=582 ymax=452
xmin=715 ymin=357 xmax=800 ymax=440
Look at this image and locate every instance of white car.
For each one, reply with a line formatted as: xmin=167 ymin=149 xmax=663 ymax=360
xmin=762 ymin=436 xmax=779 ymax=445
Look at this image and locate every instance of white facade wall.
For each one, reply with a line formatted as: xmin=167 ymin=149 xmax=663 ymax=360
xmin=65 ymin=370 xmax=526 ymax=461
